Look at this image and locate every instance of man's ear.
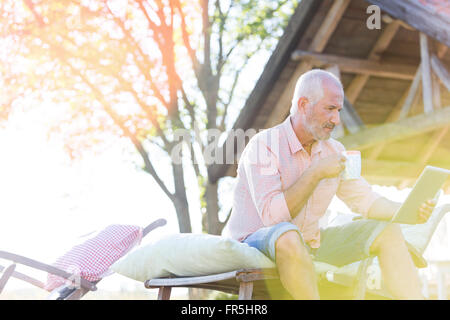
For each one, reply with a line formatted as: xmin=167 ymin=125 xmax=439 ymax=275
xmin=297 ymin=97 xmax=308 ymax=114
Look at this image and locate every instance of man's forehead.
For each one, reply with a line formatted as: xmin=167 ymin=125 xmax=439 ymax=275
xmin=323 ymin=78 xmax=343 ymax=94
xmin=323 ymin=83 xmax=344 ymax=104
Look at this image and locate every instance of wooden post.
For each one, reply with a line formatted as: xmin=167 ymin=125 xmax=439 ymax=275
xmin=420 ymin=33 xmax=433 ymax=114
xmin=432 ymin=73 xmax=441 ymax=110
xmin=431 ymin=54 xmax=450 ymax=92
xmin=238 ymin=282 xmax=254 ymax=300
xmin=309 ymin=0 xmax=351 ymax=53
xmin=157 ymin=286 xmax=172 ymax=300
xmin=369 ymin=46 xmax=448 ymax=162
xmin=398 ymin=67 xmax=422 ymax=120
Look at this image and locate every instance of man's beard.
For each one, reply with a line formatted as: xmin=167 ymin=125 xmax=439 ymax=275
xmin=305 ymin=120 xmax=334 ymax=141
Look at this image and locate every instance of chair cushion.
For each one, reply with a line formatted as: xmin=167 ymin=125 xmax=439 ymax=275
xmin=45 ymin=224 xmax=142 ymax=291
xmin=111 ymin=233 xmax=275 ymax=282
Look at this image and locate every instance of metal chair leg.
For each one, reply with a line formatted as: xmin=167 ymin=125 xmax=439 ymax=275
xmin=0 ymin=263 xmax=16 ymax=294
xmin=353 ymin=257 xmax=373 ymax=300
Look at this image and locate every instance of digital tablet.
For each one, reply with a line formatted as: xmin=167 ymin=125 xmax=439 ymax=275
xmin=391 ymin=166 xmax=450 ymax=224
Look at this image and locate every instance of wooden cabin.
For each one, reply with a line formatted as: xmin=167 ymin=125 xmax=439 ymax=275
xmin=208 ymin=0 xmax=450 ymax=193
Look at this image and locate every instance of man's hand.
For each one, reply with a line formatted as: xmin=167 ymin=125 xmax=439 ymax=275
xmin=310 ymin=154 xmax=346 ymax=179
xmin=417 ymin=199 xmax=437 ymax=224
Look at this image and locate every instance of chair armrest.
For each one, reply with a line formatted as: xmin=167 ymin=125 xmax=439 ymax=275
xmin=0 ymin=251 xmax=96 ymax=291
xmin=0 ymin=263 xmax=46 ymax=289
xmin=143 ymin=218 xmax=167 ymax=237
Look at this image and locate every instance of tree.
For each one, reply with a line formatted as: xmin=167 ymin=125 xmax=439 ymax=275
xmin=0 ymin=0 xmax=298 ymax=234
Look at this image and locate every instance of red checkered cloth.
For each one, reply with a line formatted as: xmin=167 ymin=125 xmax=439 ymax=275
xmin=45 ymin=224 xmax=143 ymax=291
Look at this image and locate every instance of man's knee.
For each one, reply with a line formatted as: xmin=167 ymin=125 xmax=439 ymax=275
xmin=370 ymin=223 xmax=405 ymax=254
xmin=275 ymin=230 xmax=310 ymax=262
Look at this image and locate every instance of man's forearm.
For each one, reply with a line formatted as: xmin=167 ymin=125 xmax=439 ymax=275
xmin=284 ymin=167 xmax=321 ymax=219
xmin=367 ymin=197 xmax=401 ymax=221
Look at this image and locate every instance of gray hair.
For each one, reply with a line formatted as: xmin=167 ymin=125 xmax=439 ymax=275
xmin=290 ymin=69 xmax=343 ymax=115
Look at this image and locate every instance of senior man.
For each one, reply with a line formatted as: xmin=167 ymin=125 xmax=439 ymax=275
xmin=222 ymin=69 xmax=436 ymax=300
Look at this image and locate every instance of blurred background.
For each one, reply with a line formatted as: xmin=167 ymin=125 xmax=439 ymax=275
xmin=1 ymin=0 xmax=449 ymax=299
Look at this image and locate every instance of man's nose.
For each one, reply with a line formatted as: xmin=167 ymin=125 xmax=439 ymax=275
xmin=331 ymin=110 xmax=340 ymax=126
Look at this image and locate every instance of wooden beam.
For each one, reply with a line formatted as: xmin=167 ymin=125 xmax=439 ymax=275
xmin=419 ymin=127 xmax=449 ymax=164
xmin=368 ymin=46 xmax=448 ymax=160
xmin=401 ymin=126 xmax=450 ymax=189
xmin=362 ymin=159 xmax=450 ymax=181
xmin=431 ymin=54 xmax=450 ymax=92
xmin=342 ymin=96 xmax=365 ymax=134
xmin=339 ymin=106 xmax=450 ymax=150
xmin=346 ymin=21 xmax=401 ymax=104
xmin=420 ymin=33 xmax=434 ymax=114
xmin=397 ymin=42 xmax=448 ymax=188
xmin=366 ymin=80 xmax=421 ymax=160
xmin=399 ymin=98 xmax=448 ymax=188
xmin=366 ymin=0 xmax=450 ymax=47
xmin=432 ymin=72 xmax=441 ymax=110
xmin=265 ymin=0 xmax=351 ymax=129
xmin=398 ymin=67 xmax=422 ymax=120
xmin=309 ymin=0 xmax=351 ymax=53
xmin=291 ymin=50 xmax=416 ymax=80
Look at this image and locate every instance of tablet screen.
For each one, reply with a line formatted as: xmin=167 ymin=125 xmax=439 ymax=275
xmin=392 ymin=166 xmax=450 ymax=224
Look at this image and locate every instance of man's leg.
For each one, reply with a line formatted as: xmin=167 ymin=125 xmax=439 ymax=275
xmin=275 ymin=230 xmax=320 ymax=299
xmin=369 ymin=223 xmax=424 ymax=299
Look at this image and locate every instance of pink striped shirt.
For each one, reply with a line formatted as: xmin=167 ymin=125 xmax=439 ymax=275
xmin=223 ymin=116 xmax=381 ymax=248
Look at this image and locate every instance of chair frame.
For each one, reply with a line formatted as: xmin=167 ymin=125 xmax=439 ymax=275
xmin=0 ymin=218 xmax=167 ymax=300
xmin=145 ymin=205 xmax=450 ymax=300
xmin=145 ymin=264 xmax=387 ymax=300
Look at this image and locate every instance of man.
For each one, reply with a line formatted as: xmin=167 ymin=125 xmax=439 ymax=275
xmin=222 ymin=69 xmax=436 ymax=300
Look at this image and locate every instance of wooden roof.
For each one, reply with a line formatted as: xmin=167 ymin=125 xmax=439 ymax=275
xmin=208 ymin=0 xmax=450 ymax=193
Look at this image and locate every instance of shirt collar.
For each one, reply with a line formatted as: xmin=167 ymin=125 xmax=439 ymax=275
xmin=283 ymin=116 xmax=323 ymax=156
xmin=283 ymin=116 xmax=303 ymax=154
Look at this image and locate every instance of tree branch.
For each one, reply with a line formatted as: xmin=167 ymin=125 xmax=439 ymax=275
xmin=70 ymin=64 xmax=175 ymax=202
xmin=23 ymin=0 xmax=46 ymax=27
xmin=174 ymin=0 xmax=201 ymax=79
xmin=180 ymin=85 xmax=205 ymax=152
xmin=115 ymin=75 xmax=172 ymax=148
xmin=201 ymin=0 xmax=211 ymax=73
xmin=105 ymin=3 xmax=170 ymax=109
xmin=215 ymin=0 xmax=225 ymax=75
xmin=37 ymin=30 xmax=176 ymax=202
xmin=219 ymin=39 xmax=265 ymax=131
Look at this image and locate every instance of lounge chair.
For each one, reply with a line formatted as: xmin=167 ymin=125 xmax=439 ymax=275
xmin=144 ymin=205 xmax=450 ymax=300
xmin=0 ymin=218 xmax=166 ymax=300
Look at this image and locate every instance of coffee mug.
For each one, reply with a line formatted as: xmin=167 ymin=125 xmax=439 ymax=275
xmin=341 ymin=150 xmax=361 ymax=180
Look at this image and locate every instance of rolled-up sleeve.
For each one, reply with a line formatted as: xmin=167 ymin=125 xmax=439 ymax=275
xmin=242 ymin=139 xmax=292 ymax=226
xmin=336 ymin=177 xmax=382 ymax=218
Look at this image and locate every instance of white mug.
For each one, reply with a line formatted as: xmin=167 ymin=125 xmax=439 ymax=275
xmin=341 ymin=150 xmax=361 ymax=180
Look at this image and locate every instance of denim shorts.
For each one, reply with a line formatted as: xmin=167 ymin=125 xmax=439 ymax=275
xmin=242 ymin=220 xmax=390 ymax=267
xmin=242 ymin=222 xmax=306 ymax=262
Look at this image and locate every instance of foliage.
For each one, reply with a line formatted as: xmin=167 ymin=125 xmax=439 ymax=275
xmin=0 ymin=0 xmax=298 ymax=233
